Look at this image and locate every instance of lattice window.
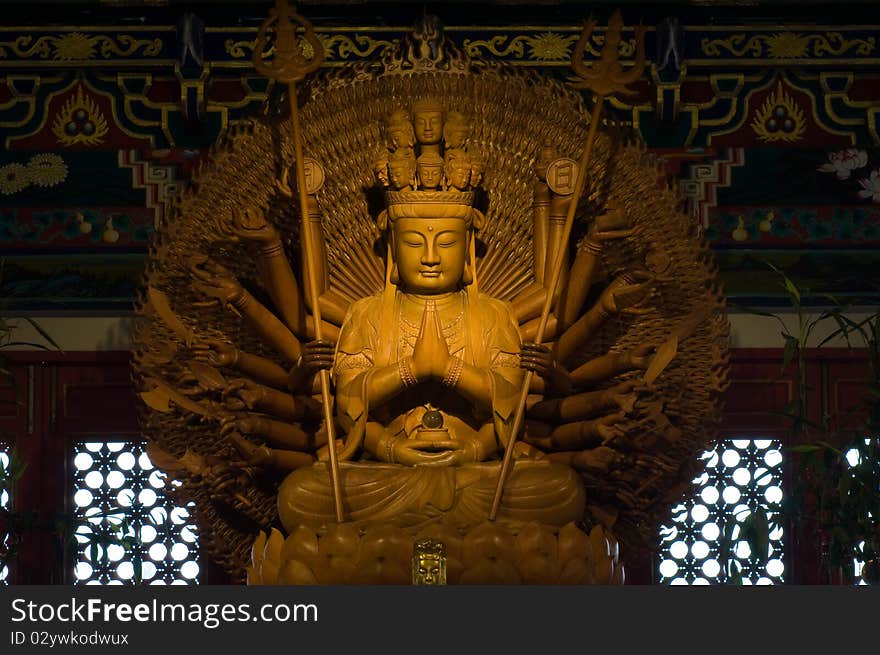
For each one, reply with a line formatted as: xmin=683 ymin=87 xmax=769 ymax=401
xmin=658 ymin=438 xmax=785 ymax=584
xmin=1 ymin=448 xmax=9 ymax=585
xmin=845 ymin=442 xmax=873 ymax=586
xmin=72 ymin=440 xmax=199 ymax=585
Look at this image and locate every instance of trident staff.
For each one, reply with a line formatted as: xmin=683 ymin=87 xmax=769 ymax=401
xmin=490 ymin=11 xmax=646 ymax=520
xmin=252 ymin=0 xmax=345 ymax=522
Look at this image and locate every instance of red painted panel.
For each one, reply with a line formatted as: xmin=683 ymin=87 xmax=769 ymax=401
xmin=828 ymin=358 xmax=871 ymax=432
xmin=55 ymin=359 xmax=138 ymax=436
xmin=0 ymin=364 xmax=27 ymax=424
xmin=3 ymin=353 xmax=140 ymax=583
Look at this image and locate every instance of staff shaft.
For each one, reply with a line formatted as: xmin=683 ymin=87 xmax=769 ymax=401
xmin=489 ymin=98 xmax=605 ymax=520
xmin=289 ymin=80 xmax=345 ymax=523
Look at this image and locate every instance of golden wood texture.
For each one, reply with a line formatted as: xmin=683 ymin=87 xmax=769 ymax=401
xmin=132 ymin=8 xmax=728 ymax=584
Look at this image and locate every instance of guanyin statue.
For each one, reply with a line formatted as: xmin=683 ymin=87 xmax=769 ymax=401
xmin=133 ymin=4 xmax=729 ymax=584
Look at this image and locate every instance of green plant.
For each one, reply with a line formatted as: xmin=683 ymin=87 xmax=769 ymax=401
xmin=53 ymin=490 xmax=145 ymax=585
xmin=788 ymin=307 xmax=880 ymax=583
xmin=721 ymin=263 xmax=880 ymax=584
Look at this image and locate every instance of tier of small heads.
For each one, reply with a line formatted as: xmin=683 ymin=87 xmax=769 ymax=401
xmin=375 ymin=98 xmax=484 ymax=195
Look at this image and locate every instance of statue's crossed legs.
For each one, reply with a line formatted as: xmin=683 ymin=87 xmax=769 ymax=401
xmin=278 ymin=460 xmax=585 ymax=531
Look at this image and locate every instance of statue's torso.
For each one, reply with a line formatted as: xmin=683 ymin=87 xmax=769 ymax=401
xmin=333 ymin=288 xmax=522 ymax=445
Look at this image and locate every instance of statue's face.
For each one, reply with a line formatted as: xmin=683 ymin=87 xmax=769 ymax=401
xmin=470 ymin=164 xmax=484 ymax=186
xmin=445 ymin=121 xmax=469 ymax=148
xmin=414 ymin=110 xmax=443 ymax=144
xmin=389 ymin=161 xmax=414 ymax=188
xmin=393 ymin=218 xmax=468 ymax=294
xmin=418 ymin=164 xmax=443 ymax=190
xmin=447 ymin=163 xmax=471 ymax=190
xmin=388 ymin=122 xmax=414 ymax=149
xmin=416 ymin=554 xmax=443 ymax=584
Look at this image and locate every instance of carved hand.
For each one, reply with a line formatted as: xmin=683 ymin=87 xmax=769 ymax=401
xmin=205 ymin=462 xmax=250 ymax=499
xmin=227 ymin=432 xmax=273 ymax=467
xmin=275 ymin=167 xmax=294 ymax=199
xmin=388 ymin=438 xmax=470 ymax=467
xmin=599 ymin=271 xmax=654 ymax=316
xmin=621 ymin=342 xmax=656 ymax=371
xmin=596 ymin=412 xmax=625 ymax=443
xmin=172 ymin=370 xmax=200 ymax=396
xmin=191 ymin=339 xmax=238 ymax=367
xmin=316 ymin=439 xmax=345 ymax=462
xmin=588 ymin=205 xmax=641 ymax=243
xmin=222 ymin=378 xmax=266 ymax=411
xmin=409 ymin=301 xmax=450 ymax=382
xmin=220 ymin=415 xmax=260 ymax=438
xmin=230 ymin=207 xmax=280 ymax=245
xmin=605 ymin=380 xmax=639 ymax=414
xmin=288 ymin=339 xmax=335 ymax=394
xmin=301 ymin=339 xmax=335 ymax=375
xmin=520 ymin=342 xmax=573 ymax=394
xmin=189 ymin=256 xmax=245 ymax=308
xmin=571 ymin=445 xmax=622 ymax=472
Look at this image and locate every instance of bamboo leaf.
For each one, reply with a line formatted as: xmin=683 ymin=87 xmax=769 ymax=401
xmin=727 ymin=559 xmax=743 ymax=585
xmin=789 ymin=444 xmax=824 ymax=454
xmin=736 ymin=305 xmax=790 ymax=334
xmin=21 ymin=317 xmax=62 ymax=352
xmin=3 ymin=341 xmax=55 ymax=350
xmin=783 ymin=278 xmax=801 ymax=306
xmin=815 ymin=441 xmax=843 ymax=455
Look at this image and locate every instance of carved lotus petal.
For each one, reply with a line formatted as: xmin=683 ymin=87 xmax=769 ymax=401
xmin=357 ymin=524 xmax=411 ymax=564
xmin=558 ymin=522 xmax=592 ymax=564
xmin=589 ymin=524 xmax=611 ymax=559
xmin=318 ymin=523 xmax=360 ymax=560
xmin=593 ymin=557 xmax=614 ymax=585
xmin=250 ymin=530 xmax=267 ymax=568
xmin=462 ymin=522 xmax=516 ymax=566
xmin=515 ymin=521 xmax=557 ymax=561
xmin=459 ymin=557 xmax=522 ymax=585
xmin=350 ymin=559 xmax=409 ymax=585
xmin=558 ymin=558 xmax=594 ymax=585
xmin=282 ymin=525 xmax=320 ymax=568
xmin=263 ymin=527 xmax=285 ymax=565
xmin=258 ymin=559 xmax=280 ymax=586
xmin=245 ymin=565 xmax=261 ymax=586
xmin=518 ymin=553 xmax=557 ymax=584
xmin=445 ymin=556 xmax=464 ymax=585
xmin=316 ymin=558 xmax=356 ymax=585
xmin=279 ymin=559 xmax=318 ymax=585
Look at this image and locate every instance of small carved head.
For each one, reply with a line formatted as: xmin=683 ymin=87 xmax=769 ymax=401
xmin=387 ymin=148 xmax=417 ymax=190
xmin=443 ymin=110 xmax=470 ymax=149
xmin=470 ymin=157 xmax=485 ymax=187
xmin=411 ymin=97 xmax=445 ymax=146
xmin=444 ymin=149 xmax=471 ymax=190
xmin=413 ymin=538 xmax=447 ymax=585
xmin=387 ymin=108 xmax=416 ymax=149
xmin=416 ymin=151 xmax=444 ymax=190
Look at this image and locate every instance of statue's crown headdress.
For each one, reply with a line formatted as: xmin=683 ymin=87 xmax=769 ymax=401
xmin=377 ymin=98 xmax=483 ymax=227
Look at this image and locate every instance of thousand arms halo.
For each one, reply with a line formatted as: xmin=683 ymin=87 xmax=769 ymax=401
xmin=132 ymin=13 xmax=730 ymax=585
